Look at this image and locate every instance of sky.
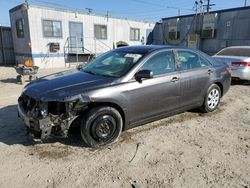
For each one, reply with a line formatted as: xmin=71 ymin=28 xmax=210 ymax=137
xmin=0 ymin=0 xmax=249 ymax=26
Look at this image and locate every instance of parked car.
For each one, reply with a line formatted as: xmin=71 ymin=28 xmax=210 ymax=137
xmin=213 ymin=46 xmax=250 ymax=81
xmin=18 ymin=45 xmax=231 ymax=147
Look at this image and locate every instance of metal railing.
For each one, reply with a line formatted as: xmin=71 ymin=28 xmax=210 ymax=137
xmin=63 ymin=36 xmax=95 ymax=66
xmin=63 ymin=36 xmax=113 ymax=66
xmin=94 ymin=37 xmax=112 ymax=55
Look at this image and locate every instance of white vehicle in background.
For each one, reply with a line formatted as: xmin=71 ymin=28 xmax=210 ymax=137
xmin=213 ymin=46 xmax=250 ymax=81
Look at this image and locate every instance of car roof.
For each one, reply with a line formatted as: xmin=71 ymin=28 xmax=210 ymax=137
xmin=115 ymin=45 xmax=175 ymax=54
xmin=224 ymin=46 xmax=250 ymax=49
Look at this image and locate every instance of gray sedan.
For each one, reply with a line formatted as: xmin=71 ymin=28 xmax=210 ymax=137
xmin=18 ymin=45 xmax=231 ymax=147
xmin=213 ymin=46 xmax=250 ymax=81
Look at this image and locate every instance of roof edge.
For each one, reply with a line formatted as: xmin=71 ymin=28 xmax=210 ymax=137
xmin=9 ymin=3 xmax=155 ymax=24
xmin=162 ymin=6 xmax=250 ymax=20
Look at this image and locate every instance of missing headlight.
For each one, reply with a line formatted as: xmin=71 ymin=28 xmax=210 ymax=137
xmin=48 ymin=102 xmax=66 ymax=115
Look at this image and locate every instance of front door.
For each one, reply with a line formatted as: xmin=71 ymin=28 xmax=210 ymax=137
xmin=69 ymin=22 xmax=84 ymax=53
xmin=125 ymin=50 xmax=180 ymax=124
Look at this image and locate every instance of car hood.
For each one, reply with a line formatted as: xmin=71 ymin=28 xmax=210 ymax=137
xmin=23 ymin=70 xmax=116 ymax=101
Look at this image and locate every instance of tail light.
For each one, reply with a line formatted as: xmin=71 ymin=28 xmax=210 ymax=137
xmin=231 ymin=62 xmax=250 ymax=67
xmin=226 ymin=67 xmax=232 ymax=75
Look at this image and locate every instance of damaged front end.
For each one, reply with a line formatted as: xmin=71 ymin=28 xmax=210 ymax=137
xmin=18 ymin=94 xmax=88 ymax=140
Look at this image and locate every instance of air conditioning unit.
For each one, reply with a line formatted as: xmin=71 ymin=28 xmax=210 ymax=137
xmin=168 ymin=18 xmax=180 ymax=40
xmin=188 ymin=33 xmax=200 ymax=48
xmin=201 ymin=27 xmax=216 ymax=39
xmin=201 ymin=13 xmax=217 ymax=39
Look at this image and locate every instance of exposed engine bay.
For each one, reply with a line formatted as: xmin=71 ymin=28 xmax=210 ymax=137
xmin=18 ymin=94 xmax=88 ymax=139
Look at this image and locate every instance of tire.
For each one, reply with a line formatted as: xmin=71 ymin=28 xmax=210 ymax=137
xmin=201 ymin=84 xmax=221 ymax=113
xmin=80 ymin=106 xmax=123 ymax=148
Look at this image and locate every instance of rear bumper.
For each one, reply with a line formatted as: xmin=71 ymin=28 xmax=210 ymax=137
xmin=231 ymin=67 xmax=250 ymax=81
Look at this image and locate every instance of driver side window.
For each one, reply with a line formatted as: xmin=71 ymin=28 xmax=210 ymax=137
xmin=140 ymin=51 xmax=176 ymax=76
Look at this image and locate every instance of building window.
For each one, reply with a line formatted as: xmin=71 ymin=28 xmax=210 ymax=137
xmin=130 ymin=28 xmax=140 ymax=41
xmin=42 ymin=20 xmax=62 ymax=37
xmin=16 ymin=19 xmax=24 ymax=38
xmin=94 ymin=25 xmax=107 ymax=40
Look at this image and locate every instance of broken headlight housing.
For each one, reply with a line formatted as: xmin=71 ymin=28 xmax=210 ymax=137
xmin=39 ymin=102 xmax=48 ymax=118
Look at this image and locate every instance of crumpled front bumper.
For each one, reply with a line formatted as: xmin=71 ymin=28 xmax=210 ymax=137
xmin=18 ymin=102 xmax=58 ymax=139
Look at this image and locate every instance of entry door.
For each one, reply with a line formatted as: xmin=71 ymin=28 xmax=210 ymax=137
xmin=69 ymin=22 xmax=84 ymax=53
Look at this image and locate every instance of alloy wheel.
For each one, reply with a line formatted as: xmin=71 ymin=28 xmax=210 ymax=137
xmin=207 ymin=89 xmax=220 ymax=109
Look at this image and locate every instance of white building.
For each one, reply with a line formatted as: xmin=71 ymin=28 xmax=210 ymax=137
xmin=9 ymin=3 xmax=154 ymax=68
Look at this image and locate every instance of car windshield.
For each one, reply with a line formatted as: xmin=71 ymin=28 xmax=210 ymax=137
xmin=217 ymin=48 xmax=250 ymax=57
xmin=81 ymin=51 xmax=144 ymax=78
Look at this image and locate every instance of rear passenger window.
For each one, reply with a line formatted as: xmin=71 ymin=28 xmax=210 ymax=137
xmin=141 ymin=51 xmax=176 ymax=76
xmin=177 ymin=51 xmax=210 ymax=70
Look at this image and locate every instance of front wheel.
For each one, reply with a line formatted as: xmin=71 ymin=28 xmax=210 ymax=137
xmin=80 ymin=106 xmax=123 ymax=148
xmin=201 ymin=84 xmax=221 ymax=113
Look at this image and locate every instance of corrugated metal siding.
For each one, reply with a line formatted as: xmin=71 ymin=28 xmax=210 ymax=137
xmin=158 ymin=7 xmax=250 ymax=54
xmin=152 ymin=23 xmax=163 ymax=45
xmin=0 ymin=27 xmax=15 ymax=65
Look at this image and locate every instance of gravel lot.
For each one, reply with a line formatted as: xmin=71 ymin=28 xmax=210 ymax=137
xmin=0 ymin=67 xmax=249 ymax=188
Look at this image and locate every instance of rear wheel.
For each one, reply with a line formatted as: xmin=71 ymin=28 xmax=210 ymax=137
xmin=201 ymin=84 xmax=221 ymax=113
xmin=80 ymin=106 xmax=123 ymax=148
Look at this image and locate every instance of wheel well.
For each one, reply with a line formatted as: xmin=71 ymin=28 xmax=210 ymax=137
xmin=87 ymin=102 xmax=126 ymax=129
xmin=214 ymin=82 xmax=223 ymax=96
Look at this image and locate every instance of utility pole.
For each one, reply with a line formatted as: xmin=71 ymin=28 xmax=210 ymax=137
xmin=207 ymin=0 xmax=210 ymax=12
xmin=106 ymin=11 xmax=109 ymax=22
xmin=245 ymin=0 xmax=247 ymax=6
xmin=203 ymin=0 xmax=215 ymax=13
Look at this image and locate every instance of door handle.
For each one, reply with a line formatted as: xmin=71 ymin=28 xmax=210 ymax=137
xmin=171 ymin=77 xmax=179 ymax=82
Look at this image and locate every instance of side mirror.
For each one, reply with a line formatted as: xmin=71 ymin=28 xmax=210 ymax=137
xmin=135 ymin=70 xmax=153 ymax=81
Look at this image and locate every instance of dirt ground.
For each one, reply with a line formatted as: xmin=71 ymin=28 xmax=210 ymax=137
xmin=0 ymin=66 xmax=249 ymax=188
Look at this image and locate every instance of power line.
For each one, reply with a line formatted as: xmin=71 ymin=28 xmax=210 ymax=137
xmin=130 ymin=0 xmax=195 ymax=14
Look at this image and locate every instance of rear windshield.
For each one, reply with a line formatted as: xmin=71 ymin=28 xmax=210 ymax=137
xmin=217 ymin=48 xmax=250 ymax=57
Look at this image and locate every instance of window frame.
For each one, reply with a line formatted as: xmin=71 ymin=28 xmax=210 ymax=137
xmin=16 ymin=19 xmax=24 ymax=38
xmin=42 ymin=19 xmax=63 ymax=38
xmin=130 ymin=27 xmax=140 ymax=41
xmin=175 ymin=49 xmax=212 ymax=71
xmin=94 ymin=24 xmax=108 ymax=40
xmin=169 ymin=31 xmax=180 ymax=40
xmin=138 ymin=50 xmax=178 ymax=78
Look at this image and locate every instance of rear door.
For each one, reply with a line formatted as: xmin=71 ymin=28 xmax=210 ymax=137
xmin=125 ymin=50 xmax=181 ymax=123
xmin=176 ymin=50 xmax=213 ymax=107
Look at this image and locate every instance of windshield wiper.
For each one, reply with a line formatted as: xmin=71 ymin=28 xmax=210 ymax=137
xmin=83 ymin=70 xmax=97 ymax=75
xmin=83 ymin=70 xmax=118 ymax=78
